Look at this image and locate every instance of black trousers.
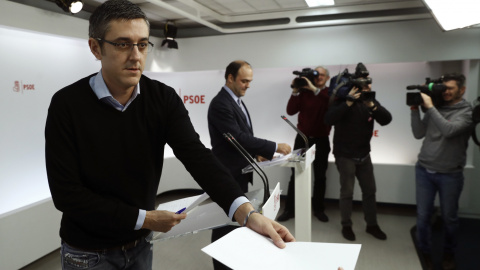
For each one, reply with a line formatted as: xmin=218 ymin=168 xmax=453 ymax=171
xmin=335 ymin=155 xmax=378 ymax=227
xmin=284 ymin=134 xmax=331 ymax=213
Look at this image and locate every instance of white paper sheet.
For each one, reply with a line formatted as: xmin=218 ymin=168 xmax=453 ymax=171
xmin=261 ymin=182 xmax=281 ymax=220
xmin=202 ymin=227 xmax=361 ymax=270
xmin=155 ymin=193 xmax=207 ymax=214
xmin=152 ymin=193 xmax=232 ymax=241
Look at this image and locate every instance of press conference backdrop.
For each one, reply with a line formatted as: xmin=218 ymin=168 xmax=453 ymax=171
xmin=0 ymin=22 xmax=477 ymax=216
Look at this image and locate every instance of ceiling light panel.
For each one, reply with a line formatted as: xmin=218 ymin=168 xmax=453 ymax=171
xmin=423 ymin=0 xmax=480 ymax=31
xmin=305 ymin=0 xmax=335 ymax=7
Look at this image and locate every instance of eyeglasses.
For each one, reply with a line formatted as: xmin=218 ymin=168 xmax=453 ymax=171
xmin=95 ymin=38 xmax=154 ymax=54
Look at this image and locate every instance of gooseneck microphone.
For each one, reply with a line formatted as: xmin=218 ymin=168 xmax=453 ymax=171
xmin=280 ymin=115 xmax=309 ymax=152
xmin=223 ymin=133 xmax=270 ymax=206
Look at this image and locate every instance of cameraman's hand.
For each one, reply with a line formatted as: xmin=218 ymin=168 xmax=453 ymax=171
xmin=420 ymin=93 xmax=434 ymax=109
xmin=301 ymin=77 xmax=317 ymax=93
xmin=290 ymin=79 xmax=300 ymax=94
xmin=346 ymin=87 xmax=361 ymax=106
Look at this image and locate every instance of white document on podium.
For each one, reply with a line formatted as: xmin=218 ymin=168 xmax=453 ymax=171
xmin=202 ymin=227 xmax=361 ymax=270
xmin=241 ymin=154 xmax=291 ymax=173
xmin=261 ymin=182 xmax=281 ymax=221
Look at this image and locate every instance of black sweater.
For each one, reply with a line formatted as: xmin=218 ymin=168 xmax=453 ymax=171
xmin=325 ymin=99 xmax=392 ymax=159
xmin=45 ymin=74 xmax=243 ymax=249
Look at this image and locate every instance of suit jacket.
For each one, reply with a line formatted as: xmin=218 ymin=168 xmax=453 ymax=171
xmin=208 ymin=87 xmax=276 ymax=191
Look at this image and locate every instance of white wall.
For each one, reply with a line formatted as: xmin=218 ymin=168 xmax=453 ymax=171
xmin=1 ymin=1 xmax=480 ymax=269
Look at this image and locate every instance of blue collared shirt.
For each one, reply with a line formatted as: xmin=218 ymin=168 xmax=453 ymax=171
xmin=89 ymin=70 xmax=140 ymax=112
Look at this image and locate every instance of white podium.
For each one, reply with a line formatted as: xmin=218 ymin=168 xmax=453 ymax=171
xmin=281 ymin=145 xmax=315 ymax=242
xmin=242 ymin=145 xmax=316 ymax=242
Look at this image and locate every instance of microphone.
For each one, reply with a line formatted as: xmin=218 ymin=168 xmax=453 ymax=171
xmin=223 ymin=133 xmax=270 ymax=207
xmin=406 ymin=83 xmax=447 ymax=92
xmin=228 ymin=133 xmax=270 ymax=195
xmin=280 ymin=115 xmax=309 ymax=153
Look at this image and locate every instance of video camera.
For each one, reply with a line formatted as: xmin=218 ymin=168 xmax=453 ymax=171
xmin=406 ymin=77 xmax=446 ymax=107
xmin=291 ymin=68 xmax=319 ymax=90
xmin=328 ymin=62 xmax=374 ymax=102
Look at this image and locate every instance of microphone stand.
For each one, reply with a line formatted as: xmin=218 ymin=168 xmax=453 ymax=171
xmin=280 ymin=115 xmax=309 ymax=155
xmin=223 ymin=133 xmax=270 ymax=207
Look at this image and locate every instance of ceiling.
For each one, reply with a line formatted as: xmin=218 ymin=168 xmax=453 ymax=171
xmin=8 ymin=0 xmax=433 ymax=38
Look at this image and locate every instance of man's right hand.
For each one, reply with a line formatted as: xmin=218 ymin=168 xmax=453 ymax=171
xmin=141 ymin=210 xmax=187 ymax=232
xmin=276 ymin=143 xmax=292 ymax=155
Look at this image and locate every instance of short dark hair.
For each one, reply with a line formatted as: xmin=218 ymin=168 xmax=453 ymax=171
xmin=224 ymin=60 xmax=251 ymax=81
xmin=443 ymin=72 xmax=466 ymax=89
xmin=88 ymin=0 xmax=150 ymax=39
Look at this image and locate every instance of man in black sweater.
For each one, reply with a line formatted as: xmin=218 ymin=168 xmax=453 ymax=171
xmin=325 ymin=80 xmax=392 ymax=242
xmin=45 ymin=1 xmax=294 ymax=269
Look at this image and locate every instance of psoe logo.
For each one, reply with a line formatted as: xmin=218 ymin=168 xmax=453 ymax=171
xmin=13 ymin=81 xmax=35 ymax=93
xmin=176 ymin=88 xmax=206 ymax=104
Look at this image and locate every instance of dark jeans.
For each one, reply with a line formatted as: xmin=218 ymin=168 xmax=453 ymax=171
xmin=415 ymin=163 xmax=464 ymax=254
xmin=60 ymin=233 xmax=153 ymax=270
xmin=284 ymin=135 xmax=330 ymax=213
xmin=335 ymin=155 xmax=378 ymax=227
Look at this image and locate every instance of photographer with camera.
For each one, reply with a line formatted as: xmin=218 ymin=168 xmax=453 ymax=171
xmin=325 ymin=63 xmax=392 ymax=241
xmin=277 ymin=66 xmax=332 ymax=222
xmin=410 ymin=73 xmax=473 ymax=270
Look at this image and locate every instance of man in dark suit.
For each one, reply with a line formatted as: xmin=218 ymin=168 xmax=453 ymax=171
xmin=208 ymin=60 xmax=292 ymax=270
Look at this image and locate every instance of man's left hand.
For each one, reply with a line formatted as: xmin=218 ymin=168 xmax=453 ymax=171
xmin=246 ymin=212 xmax=296 ymax=248
xmin=234 ymin=203 xmax=295 ymax=248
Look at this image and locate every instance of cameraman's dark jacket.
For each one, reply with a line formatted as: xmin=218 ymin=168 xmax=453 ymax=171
xmin=325 ymin=99 xmax=392 ymax=159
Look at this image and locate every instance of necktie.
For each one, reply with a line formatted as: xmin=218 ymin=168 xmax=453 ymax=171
xmin=237 ymin=98 xmax=251 ymax=127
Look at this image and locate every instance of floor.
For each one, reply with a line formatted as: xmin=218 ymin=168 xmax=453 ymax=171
xmin=21 ymin=191 xmax=422 ymax=270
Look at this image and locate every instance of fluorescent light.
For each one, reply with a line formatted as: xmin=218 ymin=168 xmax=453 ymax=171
xmin=70 ymin=1 xmax=83 ymax=14
xmin=305 ymin=0 xmax=335 ymax=7
xmin=55 ymin=0 xmax=83 ymax=14
xmin=422 ymin=0 xmax=480 ymax=31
